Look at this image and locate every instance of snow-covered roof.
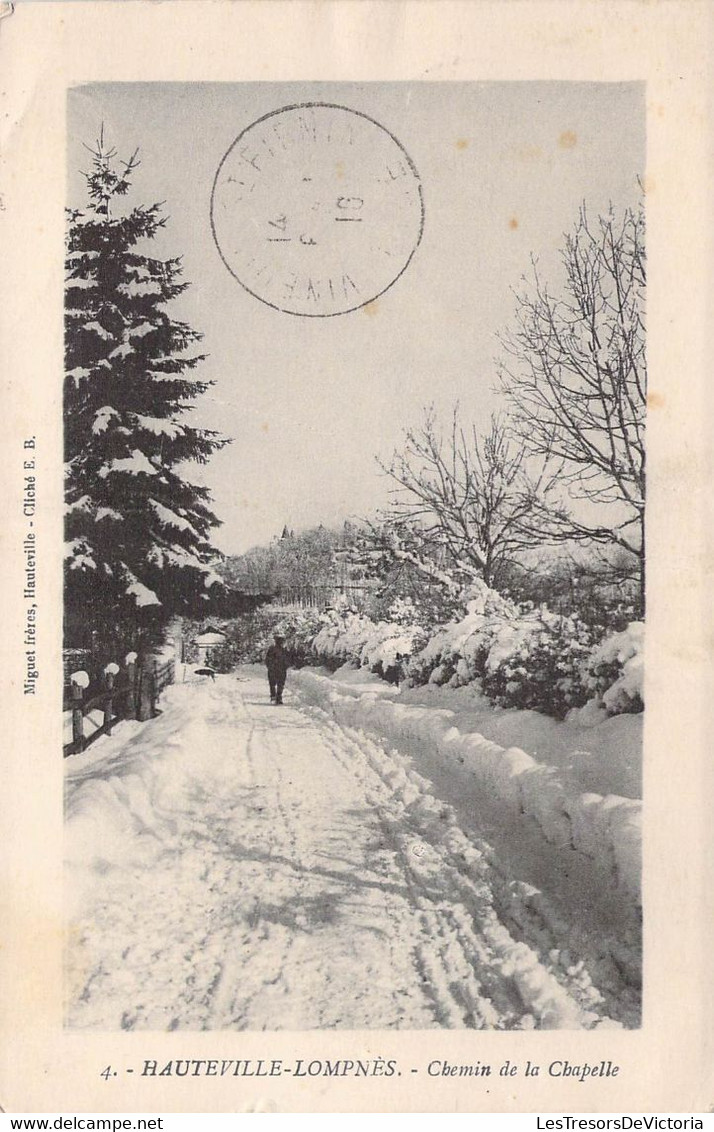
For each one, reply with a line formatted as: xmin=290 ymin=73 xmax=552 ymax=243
xmin=194 ymin=630 xmax=226 ymax=646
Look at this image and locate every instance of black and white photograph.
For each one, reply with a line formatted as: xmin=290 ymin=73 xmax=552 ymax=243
xmin=62 ymin=81 xmax=644 ymax=1033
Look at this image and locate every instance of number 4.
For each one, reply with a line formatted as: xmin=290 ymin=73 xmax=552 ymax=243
xmin=100 ymin=1065 xmax=113 ymax=1081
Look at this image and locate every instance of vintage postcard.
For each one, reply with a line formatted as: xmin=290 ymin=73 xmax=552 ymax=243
xmin=1 ymin=0 xmax=711 ymax=1115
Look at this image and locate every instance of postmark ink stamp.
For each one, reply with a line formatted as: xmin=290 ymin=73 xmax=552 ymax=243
xmin=210 ymin=102 xmax=424 ymax=317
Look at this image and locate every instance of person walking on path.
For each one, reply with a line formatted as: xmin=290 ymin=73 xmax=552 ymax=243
xmin=265 ymin=634 xmax=289 ymax=705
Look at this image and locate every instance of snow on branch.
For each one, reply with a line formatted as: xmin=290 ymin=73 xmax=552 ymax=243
xmin=498 ymin=202 xmax=646 ymax=597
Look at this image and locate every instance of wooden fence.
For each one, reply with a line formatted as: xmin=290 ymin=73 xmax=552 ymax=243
xmin=63 ymin=653 xmax=176 ymax=758
xmin=274 ymin=581 xmax=380 ymax=610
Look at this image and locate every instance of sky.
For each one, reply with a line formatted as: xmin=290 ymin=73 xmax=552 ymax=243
xmin=67 ymin=81 xmax=644 ymax=555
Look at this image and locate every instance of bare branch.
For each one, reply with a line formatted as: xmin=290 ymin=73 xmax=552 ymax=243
xmin=497 ymin=200 xmax=646 ymax=604
xmin=379 ymin=407 xmax=546 ymax=587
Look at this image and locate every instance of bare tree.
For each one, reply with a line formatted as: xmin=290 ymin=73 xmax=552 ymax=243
xmin=498 ymin=203 xmax=646 ymax=606
xmin=380 ymin=406 xmax=549 ymax=588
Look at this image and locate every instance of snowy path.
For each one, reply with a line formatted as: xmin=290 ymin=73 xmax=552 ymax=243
xmin=65 ymin=671 xmax=634 ymax=1031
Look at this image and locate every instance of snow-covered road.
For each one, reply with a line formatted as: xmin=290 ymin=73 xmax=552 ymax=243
xmin=65 ymin=670 xmax=638 ymax=1031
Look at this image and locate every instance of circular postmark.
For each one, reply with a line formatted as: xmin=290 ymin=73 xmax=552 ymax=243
xmin=210 ymin=103 xmax=424 ymax=317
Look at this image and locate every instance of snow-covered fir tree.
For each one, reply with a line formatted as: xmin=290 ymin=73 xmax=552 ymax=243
xmin=64 ymin=133 xmax=230 ymax=650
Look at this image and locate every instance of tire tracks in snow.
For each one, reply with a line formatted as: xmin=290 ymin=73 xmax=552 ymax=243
xmin=313 ymin=727 xmax=422 ymax=1028
xmin=301 ymin=706 xmax=615 ymax=1029
xmin=199 ymin=684 xmax=302 ymax=1030
xmin=66 ymin=675 xmax=623 ymax=1031
xmin=320 ymin=724 xmax=512 ymax=1028
xmin=251 ymin=710 xmax=417 ymax=1029
xmin=224 ymin=705 xmax=304 ymax=1028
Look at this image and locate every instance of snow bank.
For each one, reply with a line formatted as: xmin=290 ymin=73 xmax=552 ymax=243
xmin=64 ymin=684 xmax=195 ymax=914
xmin=396 ymin=681 xmax=642 ymax=799
xmin=291 ymin=669 xmax=641 ymax=905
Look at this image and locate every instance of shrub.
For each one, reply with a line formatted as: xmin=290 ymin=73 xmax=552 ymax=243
xmin=311 ymin=599 xmax=427 ymax=683
xmin=404 ymin=581 xmax=601 ymax=718
xmin=405 ymin=580 xmax=519 ymax=687
xmin=480 ymin=614 xmax=595 ymax=719
xmin=205 ymin=642 xmax=239 ymax=673
xmin=241 ymin=607 xmax=329 ymax=667
xmin=583 ymin=622 xmax=644 ymax=715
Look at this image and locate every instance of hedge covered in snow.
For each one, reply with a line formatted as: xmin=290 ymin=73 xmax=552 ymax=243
xmin=583 ymin=623 xmax=645 ymax=715
xmin=220 ymin=583 xmax=644 ymax=722
xmin=303 ymin=583 xmax=643 ymax=721
xmin=405 ymin=583 xmax=598 ymax=719
xmin=311 ymin=598 xmax=427 ymax=684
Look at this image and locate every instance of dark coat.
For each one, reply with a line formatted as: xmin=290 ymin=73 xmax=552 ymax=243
xmin=265 ymin=643 xmax=288 ymax=678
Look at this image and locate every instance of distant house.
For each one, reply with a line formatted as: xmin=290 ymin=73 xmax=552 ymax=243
xmin=194 ymin=626 xmax=227 ymax=666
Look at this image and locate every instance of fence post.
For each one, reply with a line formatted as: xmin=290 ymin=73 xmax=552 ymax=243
xmin=150 ymin=656 xmax=158 ymax=716
xmin=103 ymin=662 xmax=119 ymax=735
xmin=125 ymin=652 xmax=138 ymax=719
xmin=70 ymin=670 xmax=89 ymax=754
xmin=136 ymin=658 xmax=152 ymax=722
